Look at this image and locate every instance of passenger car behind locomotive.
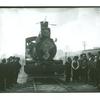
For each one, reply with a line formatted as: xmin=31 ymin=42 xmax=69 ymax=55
xmin=24 ymin=21 xmax=64 ymax=77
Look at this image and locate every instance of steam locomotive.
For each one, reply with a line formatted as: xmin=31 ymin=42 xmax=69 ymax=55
xmin=24 ymin=21 xmax=64 ymax=77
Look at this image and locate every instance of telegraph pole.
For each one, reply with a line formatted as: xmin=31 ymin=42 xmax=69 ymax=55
xmin=83 ymin=41 xmax=86 ymax=50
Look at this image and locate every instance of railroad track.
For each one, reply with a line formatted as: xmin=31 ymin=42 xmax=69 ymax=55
xmin=54 ymin=78 xmax=76 ymax=92
xmin=6 ymin=76 xmax=100 ymax=93
xmin=32 ymin=76 xmax=70 ymax=93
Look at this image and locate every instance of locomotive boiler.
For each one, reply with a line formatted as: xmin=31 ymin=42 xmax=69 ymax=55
xmin=24 ymin=21 xmax=64 ymax=77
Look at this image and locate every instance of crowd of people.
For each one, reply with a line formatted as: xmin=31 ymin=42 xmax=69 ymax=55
xmin=0 ymin=56 xmax=21 ymax=92
xmin=0 ymin=51 xmax=100 ymax=92
xmin=64 ymin=51 xmax=100 ymax=88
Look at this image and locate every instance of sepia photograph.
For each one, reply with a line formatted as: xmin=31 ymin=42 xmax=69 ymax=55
xmin=0 ymin=7 xmax=100 ymax=93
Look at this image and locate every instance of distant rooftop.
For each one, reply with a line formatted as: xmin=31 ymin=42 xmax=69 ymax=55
xmin=84 ymin=47 xmax=100 ymax=51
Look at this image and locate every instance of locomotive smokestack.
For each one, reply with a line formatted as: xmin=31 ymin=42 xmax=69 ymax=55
xmin=40 ymin=21 xmax=48 ymax=30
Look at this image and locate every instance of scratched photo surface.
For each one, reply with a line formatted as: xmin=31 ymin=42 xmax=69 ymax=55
xmin=0 ymin=8 xmax=100 ymax=93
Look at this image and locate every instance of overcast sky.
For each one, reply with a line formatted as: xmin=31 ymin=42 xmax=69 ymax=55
xmin=0 ymin=8 xmax=100 ymax=57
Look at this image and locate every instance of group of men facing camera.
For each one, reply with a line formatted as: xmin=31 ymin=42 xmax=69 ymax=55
xmin=64 ymin=51 xmax=100 ymax=88
xmin=0 ymin=51 xmax=100 ymax=92
xmin=0 ymin=56 xmax=21 ymax=92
